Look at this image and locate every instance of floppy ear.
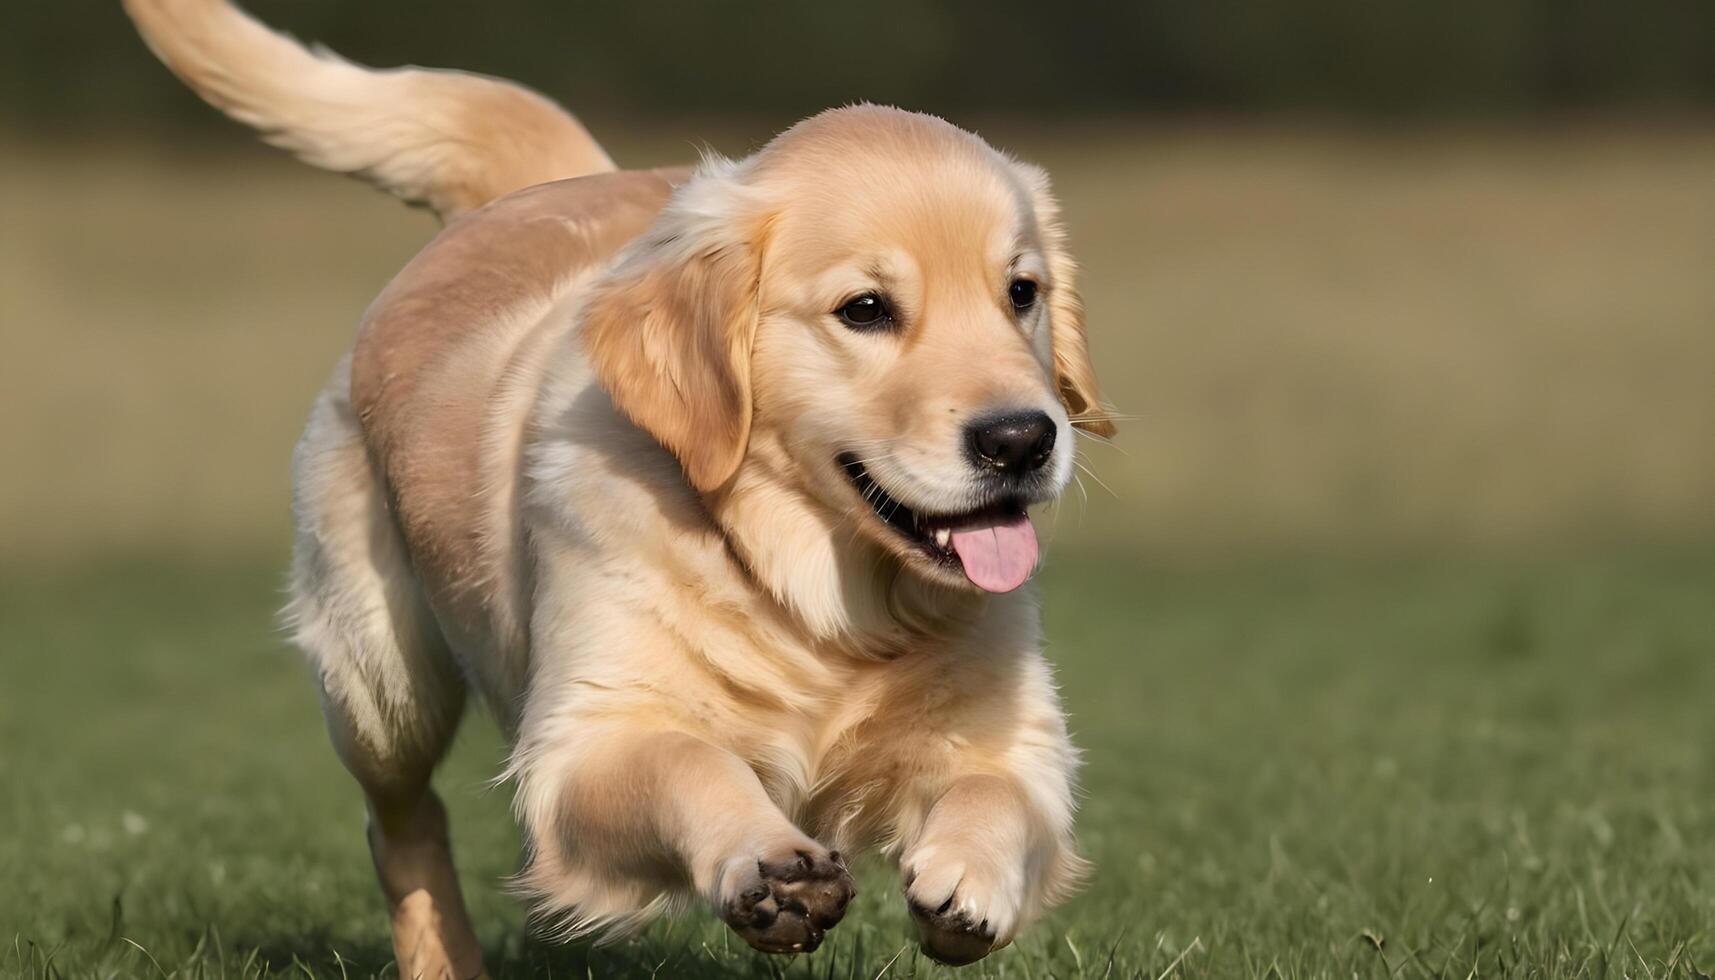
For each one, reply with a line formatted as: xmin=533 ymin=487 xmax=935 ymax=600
xmin=1016 ymin=163 xmax=1116 ymax=438
xmin=579 ymin=169 xmax=767 ymax=491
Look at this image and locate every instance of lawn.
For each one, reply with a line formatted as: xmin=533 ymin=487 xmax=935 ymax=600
xmin=5 ymin=551 xmax=1713 ymax=978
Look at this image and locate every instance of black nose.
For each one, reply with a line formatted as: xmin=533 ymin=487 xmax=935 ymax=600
xmin=965 ymin=411 xmax=1057 ymax=476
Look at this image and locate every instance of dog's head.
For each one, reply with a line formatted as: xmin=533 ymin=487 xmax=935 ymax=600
xmin=582 ymin=106 xmax=1111 ymax=608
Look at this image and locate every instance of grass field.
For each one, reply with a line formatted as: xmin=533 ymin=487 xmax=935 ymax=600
xmin=4 ymin=124 xmax=1715 ymax=977
xmin=4 ymin=553 xmax=1715 ymax=978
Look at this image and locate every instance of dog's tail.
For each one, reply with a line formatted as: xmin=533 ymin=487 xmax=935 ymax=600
xmin=123 ymin=0 xmax=615 ymax=220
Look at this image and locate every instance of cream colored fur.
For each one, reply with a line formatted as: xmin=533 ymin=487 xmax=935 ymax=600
xmin=122 ymin=0 xmax=613 ymax=217
xmin=127 ymin=2 xmax=1114 ymax=977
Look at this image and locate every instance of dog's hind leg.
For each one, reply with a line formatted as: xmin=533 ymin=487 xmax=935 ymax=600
xmin=286 ymin=359 xmax=487 ymax=980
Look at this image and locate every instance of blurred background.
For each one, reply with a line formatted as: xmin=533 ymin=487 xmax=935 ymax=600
xmin=3 ymin=2 xmax=1714 ymax=977
xmin=3 ymin=0 xmax=1714 ymax=564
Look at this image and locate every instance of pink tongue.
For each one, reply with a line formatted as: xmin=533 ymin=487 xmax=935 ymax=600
xmin=949 ymin=514 xmax=1039 ymax=593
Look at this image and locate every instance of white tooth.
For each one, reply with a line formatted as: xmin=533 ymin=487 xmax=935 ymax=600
xmin=934 ymin=527 xmax=951 ymax=547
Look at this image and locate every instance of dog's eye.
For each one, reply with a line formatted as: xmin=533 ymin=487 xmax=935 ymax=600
xmin=835 ymin=293 xmax=892 ymax=330
xmin=1008 ymin=278 xmax=1038 ymax=313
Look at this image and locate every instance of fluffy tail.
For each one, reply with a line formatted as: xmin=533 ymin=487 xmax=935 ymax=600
xmin=123 ymin=0 xmax=616 ymax=220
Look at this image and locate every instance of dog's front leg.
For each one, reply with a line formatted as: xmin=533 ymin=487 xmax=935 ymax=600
xmin=900 ymin=773 xmax=1083 ymax=965
xmin=531 ymin=729 xmax=855 ymax=953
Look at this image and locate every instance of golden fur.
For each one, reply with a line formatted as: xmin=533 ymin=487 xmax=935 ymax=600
xmin=126 ymin=0 xmax=1113 ymax=975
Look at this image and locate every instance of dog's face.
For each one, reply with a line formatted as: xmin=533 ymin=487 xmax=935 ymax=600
xmin=582 ymin=106 xmax=1111 ymax=597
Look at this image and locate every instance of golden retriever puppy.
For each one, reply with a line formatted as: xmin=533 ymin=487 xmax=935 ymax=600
xmin=126 ymin=0 xmax=1115 ymax=975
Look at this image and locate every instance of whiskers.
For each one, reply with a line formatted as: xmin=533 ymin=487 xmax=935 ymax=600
xmin=1043 ymin=408 xmax=1129 ymax=534
xmin=1071 ymin=451 xmax=1116 ymax=499
xmin=1067 ymin=412 xmax=1132 ymax=453
xmin=1067 ymin=409 xmax=1137 ymax=427
xmin=1064 ymin=405 xmax=1125 ymax=503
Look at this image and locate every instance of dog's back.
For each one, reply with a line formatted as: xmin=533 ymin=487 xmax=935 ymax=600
xmin=349 ymin=170 xmax=686 ymax=685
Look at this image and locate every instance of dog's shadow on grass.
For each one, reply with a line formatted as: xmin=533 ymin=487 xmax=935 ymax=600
xmin=231 ymin=929 xmax=859 ymax=979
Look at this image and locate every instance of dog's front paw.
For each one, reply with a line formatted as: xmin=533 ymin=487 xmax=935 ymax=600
xmin=717 ymin=843 xmax=855 ymax=954
xmin=902 ymin=846 xmax=1026 ymax=966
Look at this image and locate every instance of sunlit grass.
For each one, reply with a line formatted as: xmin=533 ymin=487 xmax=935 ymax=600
xmin=4 ymin=553 xmax=1713 ymax=977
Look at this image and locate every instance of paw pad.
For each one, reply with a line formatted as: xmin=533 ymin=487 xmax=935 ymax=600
xmin=722 ymin=847 xmax=855 ymax=954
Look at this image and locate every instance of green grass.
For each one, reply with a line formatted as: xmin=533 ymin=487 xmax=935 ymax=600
xmin=5 ymin=552 xmax=1714 ymax=978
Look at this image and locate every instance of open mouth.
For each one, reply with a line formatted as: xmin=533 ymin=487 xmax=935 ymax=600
xmin=837 ymin=453 xmax=1040 ymax=593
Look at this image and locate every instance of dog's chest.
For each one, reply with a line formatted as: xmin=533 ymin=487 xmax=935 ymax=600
xmin=757 ymin=643 xmax=1019 ymax=845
